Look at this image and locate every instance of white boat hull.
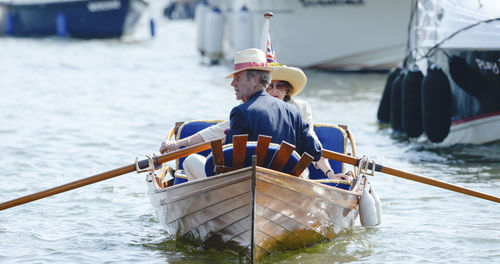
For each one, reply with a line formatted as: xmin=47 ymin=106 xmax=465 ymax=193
xmin=208 ymin=0 xmax=412 ymax=70
xmin=443 ymin=113 xmax=500 ymax=145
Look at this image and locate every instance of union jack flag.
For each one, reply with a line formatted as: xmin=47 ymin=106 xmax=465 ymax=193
xmin=266 ymin=33 xmax=277 ymax=63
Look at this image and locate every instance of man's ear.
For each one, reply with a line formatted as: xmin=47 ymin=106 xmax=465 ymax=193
xmin=251 ymin=74 xmax=260 ymax=85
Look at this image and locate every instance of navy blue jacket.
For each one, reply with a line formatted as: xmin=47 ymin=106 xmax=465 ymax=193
xmin=225 ymin=90 xmax=322 ymax=161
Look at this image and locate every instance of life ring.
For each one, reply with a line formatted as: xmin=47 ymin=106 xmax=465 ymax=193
xmin=421 ymin=67 xmax=452 ymax=143
xmin=377 ymin=67 xmax=401 ymax=124
xmin=402 ymin=70 xmax=423 ymax=138
xmin=390 ymin=71 xmax=405 ymax=133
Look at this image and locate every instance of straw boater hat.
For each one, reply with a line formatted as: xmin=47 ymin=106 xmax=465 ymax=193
xmin=225 ymin=48 xmax=273 ymax=79
xmin=270 ymin=66 xmax=307 ymax=97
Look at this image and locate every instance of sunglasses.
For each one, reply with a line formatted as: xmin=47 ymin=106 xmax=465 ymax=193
xmin=267 ymin=81 xmax=291 ymax=91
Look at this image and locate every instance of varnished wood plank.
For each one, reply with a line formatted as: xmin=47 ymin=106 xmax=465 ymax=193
xmin=176 ymin=203 xmax=251 ymax=247
xmin=210 ymin=139 xmax=225 ymax=174
xmin=204 ymin=217 xmax=251 ymax=251
xmin=255 ymin=189 xmax=335 ymax=239
xmin=233 ymin=134 xmax=248 ymax=169
xmin=215 ymin=165 xmax=234 ymax=174
xmin=290 ymin=152 xmax=314 ymax=176
xmin=256 ymin=168 xmax=360 ymax=209
xmin=163 ymin=179 xmax=251 ymax=224
xmin=256 ymin=208 xmax=324 ymax=248
xmin=254 ymin=214 xmax=303 ymax=249
xmin=269 ymin=141 xmax=295 ymax=171
xmin=255 ymin=135 xmax=272 ymax=166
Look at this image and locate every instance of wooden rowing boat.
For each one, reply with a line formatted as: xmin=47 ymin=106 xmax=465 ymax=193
xmin=146 ymin=121 xmax=371 ymax=262
xmin=147 ymin=165 xmax=364 ymax=261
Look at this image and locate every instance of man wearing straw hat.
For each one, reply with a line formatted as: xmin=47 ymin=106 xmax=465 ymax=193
xmin=170 ymin=48 xmax=322 ymax=180
xmin=223 ymin=48 xmax=322 ymax=158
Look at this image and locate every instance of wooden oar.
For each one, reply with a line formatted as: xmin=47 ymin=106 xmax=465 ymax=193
xmin=0 ymin=142 xmax=211 ymax=211
xmin=322 ymin=149 xmax=500 ymax=203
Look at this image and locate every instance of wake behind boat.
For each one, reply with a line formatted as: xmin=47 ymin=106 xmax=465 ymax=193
xmin=0 ymin=0 xmax=149 ymax=38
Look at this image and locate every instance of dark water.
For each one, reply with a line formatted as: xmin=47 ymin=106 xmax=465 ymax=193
xmin=1 ymin=18 xmax=499 ymax=264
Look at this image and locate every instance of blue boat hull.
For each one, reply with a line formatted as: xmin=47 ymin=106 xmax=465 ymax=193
xmin=1 ymin=0 xmax=147 ymax=38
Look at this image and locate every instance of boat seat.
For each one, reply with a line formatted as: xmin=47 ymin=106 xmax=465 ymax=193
xmin=308 ymin=124 xmax=351 ymax=190
xmin=173 ymin=120 xmax=224 ymax=185
xmin=204 ymin=135 xmax=314 ymax=177
xmin=308 ymin=124 xmax=347 ymax=178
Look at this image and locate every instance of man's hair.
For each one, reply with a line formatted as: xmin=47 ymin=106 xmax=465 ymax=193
xmin=245 ymin=70 xmax=271 ymax=88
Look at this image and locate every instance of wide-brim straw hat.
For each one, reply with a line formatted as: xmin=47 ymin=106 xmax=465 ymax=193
xmin=270 ymin=66 xmax=307 ymax=97
xmin=225 ymin=48 xmax=273 ymax=78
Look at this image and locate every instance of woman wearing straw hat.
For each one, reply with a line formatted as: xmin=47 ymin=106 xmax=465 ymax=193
xmin=266 ymin=65 xmax=316 ymax=139
xmin=266 ymin=66 xmax=349 ymax=182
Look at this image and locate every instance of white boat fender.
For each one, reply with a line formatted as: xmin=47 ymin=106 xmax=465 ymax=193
xmin=233 ymin=5 xmax=253 ymax=52
xmin=402 ymin=69 xmax=423 ymax=138
xmin=359 ymin=185 xmax=378 ymax=227
xmin=449 ymin=55 xmax=487 ymax=100
xmin=370 ymin=185 xmax=382 ymax=226
xmin=204 ymin=6 xmax=224 ymax=63
xmin=194 ymin=0 xmax=209 ymax=55
xmin=377 ymin=67 xmax=401 ymax=124
xmin=390 ymin=70 xmax=406 ymax=133
xmin=421 ymin=65 xmax=451 ymax=143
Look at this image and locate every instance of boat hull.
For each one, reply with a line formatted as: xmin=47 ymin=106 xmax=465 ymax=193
xmin=411 ymin=49 xmax=500 ymax=145
xmin=0 ymin=0 xmax=147 ymax=38
xmin=445 ymin=112 xmax=500 ymax=145
xmin=379 ymin=0 xmax=500 ymax=144
xmin=208 ymin=0 xmax=411 ymax=70
xmin=147 ymin=166 xmax=361 ymax=261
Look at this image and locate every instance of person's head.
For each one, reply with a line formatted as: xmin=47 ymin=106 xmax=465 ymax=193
xmin=266 ymin=66 xmax=307 ymax=102
xmin=226 ymin=48 xmax=272 ymax=102
xmin=231 ymin=70 xmax=271 ymax=101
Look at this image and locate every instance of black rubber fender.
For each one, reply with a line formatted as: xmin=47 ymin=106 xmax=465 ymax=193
xmin=421 ymin=67 xmax=452 ymax=143
xmin=402 ymin=70 xmax=424 ymax=138
xmin=390 ymin=71 xmax=405 ymax=133
xmin=377 ymin=67 xmax=401 ymax=124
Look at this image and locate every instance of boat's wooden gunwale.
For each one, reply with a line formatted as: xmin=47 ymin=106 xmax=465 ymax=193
xmin=151 ymin=165 xmax=361 ymax=197
xmin=256 ymin=166 xmax=362 ymax=196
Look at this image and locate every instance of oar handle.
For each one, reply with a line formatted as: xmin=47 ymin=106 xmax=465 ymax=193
xmin=322 ymin=150 xmax=500 ymax=203
xmin=0 ymin=142 xmax=211 ymax=211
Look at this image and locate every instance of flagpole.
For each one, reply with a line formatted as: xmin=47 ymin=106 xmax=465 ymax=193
xmin=260 ymin=12 xmax=274 ymax=53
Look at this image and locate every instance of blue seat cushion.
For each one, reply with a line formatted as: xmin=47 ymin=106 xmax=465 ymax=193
xmin=204 ymin=142 xmax=301 ymax=177
xmin=173 ymin=170 xmax=188 ymax=185
xmin=176 ymin=120 xmax=223 ymax=170
xmin=320 ymin=181 xmax=351 ymax=190
xmin=308 ymin=125 xmax=347 ymax=180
